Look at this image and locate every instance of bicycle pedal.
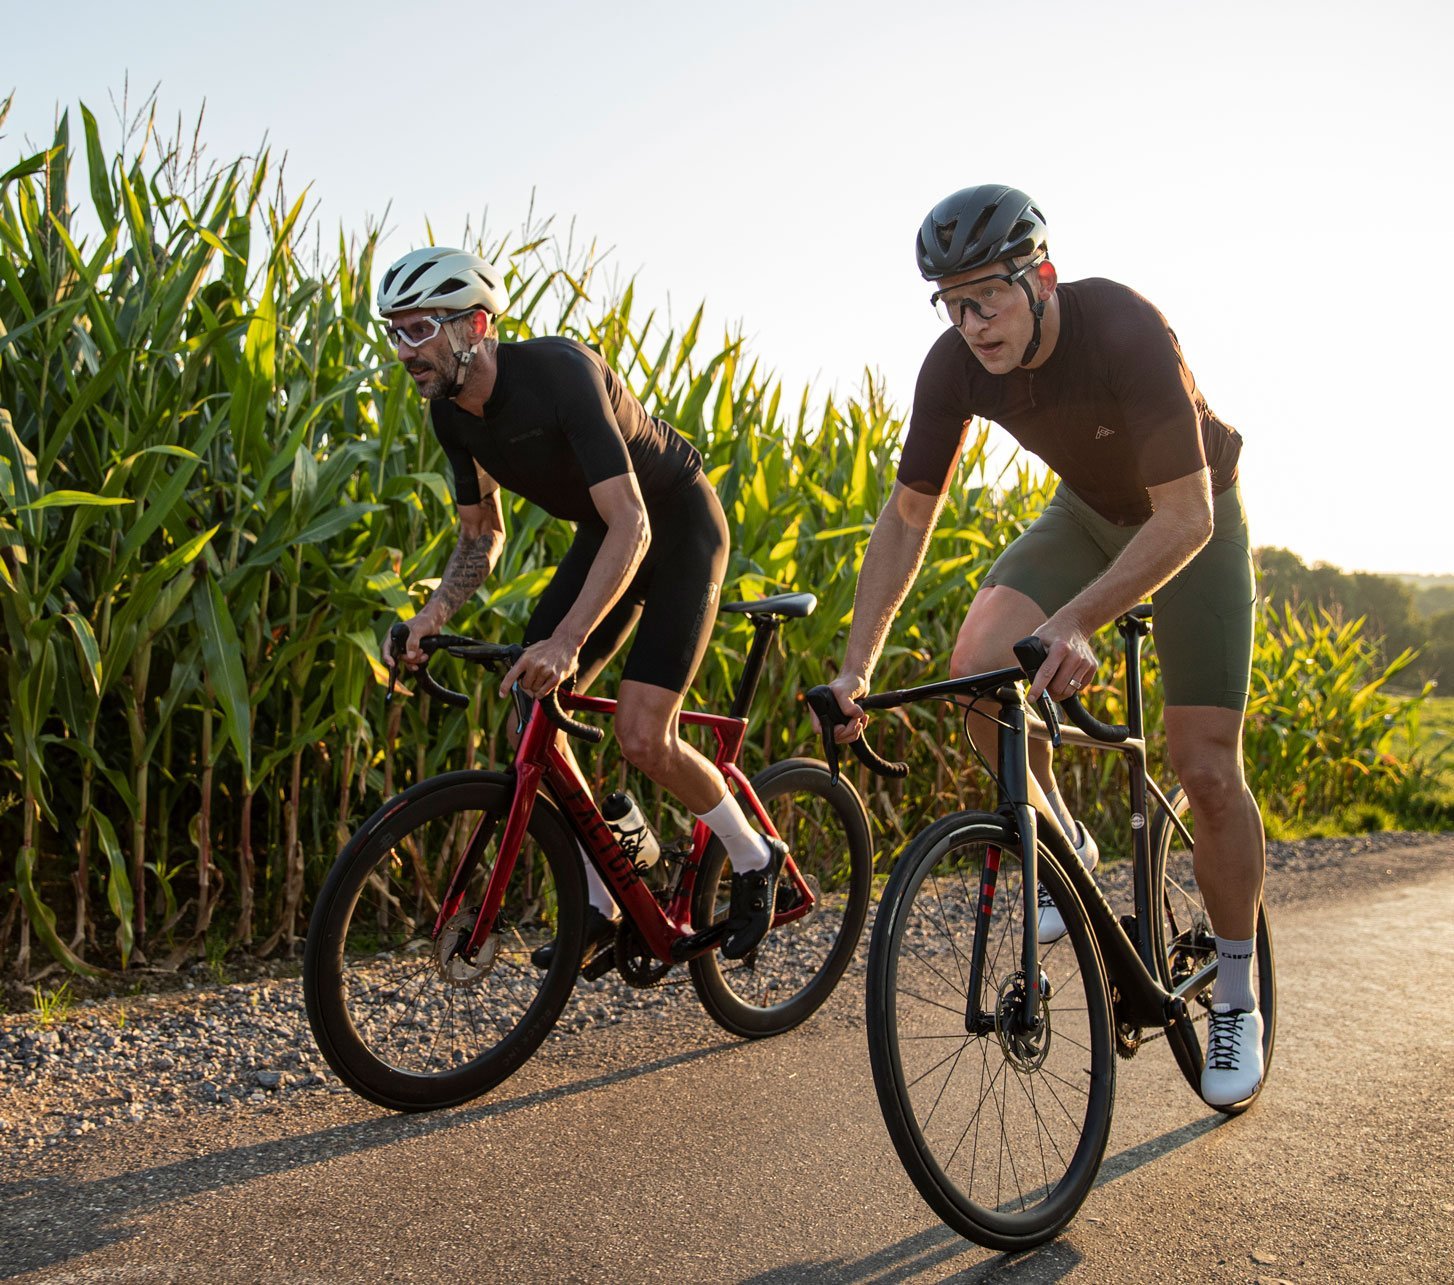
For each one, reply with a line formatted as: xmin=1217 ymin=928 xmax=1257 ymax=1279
xmin=581 ymin=947 xmax=616 ymax=982
xmin=669 ymin=920 xmax=731 ymax=963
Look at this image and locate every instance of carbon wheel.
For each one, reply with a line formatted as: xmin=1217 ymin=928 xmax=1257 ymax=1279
xmin=866 ymin=811 xmax=1115 ymax=1250
xmin=689 ymin=759 xmax=873 ymax=1037
xmin=303 ymin=771 xmax=585 ymax=1112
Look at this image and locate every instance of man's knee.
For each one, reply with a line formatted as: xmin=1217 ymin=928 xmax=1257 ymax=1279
xmin=1175 ymin=756 xmax=1246 ymax=817
xmin=951 ymin=586 xmax=1045 ymax=677
xmin=616 ymin=718 xmax=672 ymax=775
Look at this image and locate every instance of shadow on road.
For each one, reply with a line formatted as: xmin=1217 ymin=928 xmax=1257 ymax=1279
xmin=0 ymin=1038 xmax=734 ymax=1277
xmin=740 ymin=1114 xmax=1229 ymax=1283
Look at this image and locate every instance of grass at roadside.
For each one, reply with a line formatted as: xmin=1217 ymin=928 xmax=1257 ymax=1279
xmin=1266 ymin=691 xmax=1454 ymax=840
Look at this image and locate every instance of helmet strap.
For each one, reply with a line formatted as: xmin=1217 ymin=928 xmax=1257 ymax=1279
xmin=444 ymin=316 xmax=484 ymax=397
xmin=1017 ymin=268 xmax=1046 ymax=367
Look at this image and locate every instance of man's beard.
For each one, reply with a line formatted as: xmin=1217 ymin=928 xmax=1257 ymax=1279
xmin=407 ymin=358 xmax=453 ymax=399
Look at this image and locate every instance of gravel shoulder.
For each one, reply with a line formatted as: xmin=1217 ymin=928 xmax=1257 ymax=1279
xmin=1 ymin=830 xmax=1448 ymax=1166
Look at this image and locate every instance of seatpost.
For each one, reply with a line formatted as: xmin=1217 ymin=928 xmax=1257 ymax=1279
xmin=1119 ymin=619 xmax=1147 ymax=741
xmin=729 ymin=614 xmax=780 ymax=720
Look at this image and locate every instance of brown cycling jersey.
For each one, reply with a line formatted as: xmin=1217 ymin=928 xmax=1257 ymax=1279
xmin=897 ymin=278 xmax=1241 ymax=526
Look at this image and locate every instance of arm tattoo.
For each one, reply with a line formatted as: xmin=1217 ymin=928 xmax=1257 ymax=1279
xmin=429 ymin=530 xmax=496 ymax=624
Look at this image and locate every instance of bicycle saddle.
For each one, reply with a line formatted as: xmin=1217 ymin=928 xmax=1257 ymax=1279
xmin=719 ymin=592 xmax=817 ymax=618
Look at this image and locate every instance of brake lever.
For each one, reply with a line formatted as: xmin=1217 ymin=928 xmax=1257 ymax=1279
xmin=1036 ymin=693 xmax=1063 ymax=749
xmin=385 ymin=622 xmax=411 ymax=704
xmin=804 ymin=686 xmax=845 ymax=786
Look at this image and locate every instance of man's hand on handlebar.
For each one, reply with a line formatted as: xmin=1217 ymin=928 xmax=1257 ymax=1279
xmin=383 ymin=610 xmax=443 ymax=670
xmin=498 ymin=632 xmax=580 ymax=700
xmin=1025 ymin=612 xmax=1098 ymax=704
xmin=810 ymin=673 xmax=870 ymax=744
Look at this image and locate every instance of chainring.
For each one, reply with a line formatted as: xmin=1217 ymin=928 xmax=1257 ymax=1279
xmin=1109 ymin=985 xmax=1142 ymax=1058
xmin=615 ymin=924 xmax=674 ymax=988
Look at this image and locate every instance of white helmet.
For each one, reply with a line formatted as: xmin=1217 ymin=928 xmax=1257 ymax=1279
xmin=376 ymin=247 xmax=509 ymax=316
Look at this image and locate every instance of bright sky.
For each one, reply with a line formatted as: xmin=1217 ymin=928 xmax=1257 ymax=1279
xmin=6 ymin=0 xmax=1451 ymax=575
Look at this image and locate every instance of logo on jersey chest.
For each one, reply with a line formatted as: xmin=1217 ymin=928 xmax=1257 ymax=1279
xmin=1094 ymin=426 xmax=1115 ymax=440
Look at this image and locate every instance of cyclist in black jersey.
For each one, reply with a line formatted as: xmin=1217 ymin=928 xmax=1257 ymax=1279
xmin=376 ymin=247 xmax=784 ymax=962
xmin=815 ymin=187 xmax=1266 ymax=1107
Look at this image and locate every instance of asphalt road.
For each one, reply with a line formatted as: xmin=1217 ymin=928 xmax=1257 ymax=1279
xmin=3 ymin=840 xmax=1452 ymax=1283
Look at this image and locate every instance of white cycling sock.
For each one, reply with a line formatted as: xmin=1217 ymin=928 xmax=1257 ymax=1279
xmin=1212 ymin=935 xmax=1256 ymax=1012
xmin=579 ymin=846 xmax=620 ymax=919
xmin=696 ymin=793 xmax=772 ymax=873
xmin=1044 ymin=785 xmax=1077 ymax=842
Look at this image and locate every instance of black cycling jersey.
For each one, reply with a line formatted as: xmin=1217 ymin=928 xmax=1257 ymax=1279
xmin=898 ymin=279 xmax=1242 ymax=526
xmin=430 ymin=336 xmax=701 ymax=520
xmin=527 ymin=474 xmax=729 ymax=696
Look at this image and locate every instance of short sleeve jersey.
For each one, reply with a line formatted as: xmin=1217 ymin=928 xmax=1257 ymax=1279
xmin=897 ymin=279 xmax=1242 ymax=526
xmin=430 ymin=337 xmax=702 ymax=522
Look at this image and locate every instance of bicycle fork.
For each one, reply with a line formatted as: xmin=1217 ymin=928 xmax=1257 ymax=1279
xmin=965 ymin=701 xmax=1044 ymax=1036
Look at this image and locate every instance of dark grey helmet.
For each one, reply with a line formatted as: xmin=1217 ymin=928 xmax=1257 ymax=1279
xmin=915 ymin=185 xmax=1048 ymax=280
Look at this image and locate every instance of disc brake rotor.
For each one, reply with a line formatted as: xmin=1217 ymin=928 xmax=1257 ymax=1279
xmin=435 ymin=910 xmax=498 ymax=987
xmin=776 ymin=872 xmax=821 ymax=929
xmin=995 ymin=971 xmax=1051 ymax=1072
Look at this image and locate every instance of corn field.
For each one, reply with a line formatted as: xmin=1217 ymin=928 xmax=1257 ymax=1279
xmin=0 ymin=98 xmax=1440 ymax=979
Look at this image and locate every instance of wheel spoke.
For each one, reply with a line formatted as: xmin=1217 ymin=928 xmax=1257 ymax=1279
xmin=871 ymin=823 xmax=1114 ymax=1246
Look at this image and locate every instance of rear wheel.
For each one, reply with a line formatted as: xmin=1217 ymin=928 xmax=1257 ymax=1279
xmin=866 ymin=811 xmax=1115 ymax=1251
xmin=1149 ymin=786 xmax=1277 ymax=1112
xmin=689 ymin=759 xmax=873 ymax=1037
xmin=303 ymin=771 xmax=585 ymax=1112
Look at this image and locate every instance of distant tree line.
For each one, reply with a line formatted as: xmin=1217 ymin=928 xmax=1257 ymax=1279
xmin=1254 ymin=549 xmax=1453 ymax=687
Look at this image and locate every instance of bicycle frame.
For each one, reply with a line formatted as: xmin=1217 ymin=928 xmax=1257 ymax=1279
xmin=432 ymin=620 xmax=817 ymax=970
xmin=843 ymin=609 xmax=1204 ymax=1064
xmin=968 ymin=614 xmax=1203 ymax=1064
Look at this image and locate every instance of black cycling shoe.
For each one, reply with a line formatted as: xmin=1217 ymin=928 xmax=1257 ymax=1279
xmin=720 ymin=838 xmax=788 ymax=961
xmin=531 ymin=906 xmax=619 ymax=972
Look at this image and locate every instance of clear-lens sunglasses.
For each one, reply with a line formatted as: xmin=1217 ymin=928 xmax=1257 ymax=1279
xmin=929 ymin=255 xmax=1044 ymax=326
xmin=384 ymin=308 xmax=478 ymax=349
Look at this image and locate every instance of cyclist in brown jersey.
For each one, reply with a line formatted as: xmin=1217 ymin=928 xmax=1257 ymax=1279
xmin=376 ymin=247 xmax=784 ymax=963
xmin=817 ymin=187 xmax=1265 ymax=1106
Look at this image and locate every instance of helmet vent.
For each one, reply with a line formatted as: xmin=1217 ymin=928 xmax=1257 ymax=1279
xmin=935 ymin=219 xmax=957 ymax=253
xmin=965 ymin=204 xmax=996 ymax=249
xmin=398 ymin=262 xmax=436 ymax=298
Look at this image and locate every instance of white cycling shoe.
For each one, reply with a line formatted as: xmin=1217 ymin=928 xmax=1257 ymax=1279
xmin=1200 ymin=1005 xmax=1265 ymax=1107
xmin=1035 ymin=822 xmax=1100 ymax=945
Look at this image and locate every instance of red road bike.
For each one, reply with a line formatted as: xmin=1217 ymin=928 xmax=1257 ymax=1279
xmin=304 ymin=593 xmax=872 ymax=1112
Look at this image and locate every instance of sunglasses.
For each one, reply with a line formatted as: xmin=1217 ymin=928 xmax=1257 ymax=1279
xmin=929 ymin=255 xmax=1044 ymax=326
xmin=384 ymin=308 xmax=479 ymax=349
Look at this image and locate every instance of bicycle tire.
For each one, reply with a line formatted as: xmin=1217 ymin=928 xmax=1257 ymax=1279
xmin=866 ymin=810 xmax=1116 ymax=1251
xmin=689 ymin=758 xmax=873 ymax=1038
xmin=1149 ymin=786 xmax=1277 ymax=1113
xmin=303 ymin=770 xmax=586 ymax=1112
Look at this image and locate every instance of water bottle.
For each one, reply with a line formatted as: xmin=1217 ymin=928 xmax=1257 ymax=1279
xmin=601 ymin=792 xmax=661 ymax=870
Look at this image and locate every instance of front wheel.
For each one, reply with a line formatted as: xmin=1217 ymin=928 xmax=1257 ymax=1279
xmin=1149 ymin=786 xmax=1277 ymax=1112
xmin=689 ymin=758 xmax=873 ymax=1037
xmin=866 ymin=811 xmax=1116 ymax=1251
xmin=303 ymin=770 xmax=586 ymax=1112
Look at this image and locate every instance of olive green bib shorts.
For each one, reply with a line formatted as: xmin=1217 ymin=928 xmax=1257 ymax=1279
xmin=981 ymin=483 xmax=1255 ymax=712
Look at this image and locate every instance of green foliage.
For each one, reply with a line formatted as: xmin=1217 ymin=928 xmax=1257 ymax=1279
xmin=1255 ymin=546 xmax=1438 ymax=682
xmin=0 ymin=95 xmax=1445 ymax=978
xmin=31 ymin=978 xmax=73 ymax=1026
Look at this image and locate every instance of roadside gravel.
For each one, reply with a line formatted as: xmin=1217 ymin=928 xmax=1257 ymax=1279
xmin=1 ymin=829 xmax=1445 ymax=1164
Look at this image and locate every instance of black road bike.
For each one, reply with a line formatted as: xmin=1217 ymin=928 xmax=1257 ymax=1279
xmin=807 ymin=605 xmax=1276 ymax=1250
